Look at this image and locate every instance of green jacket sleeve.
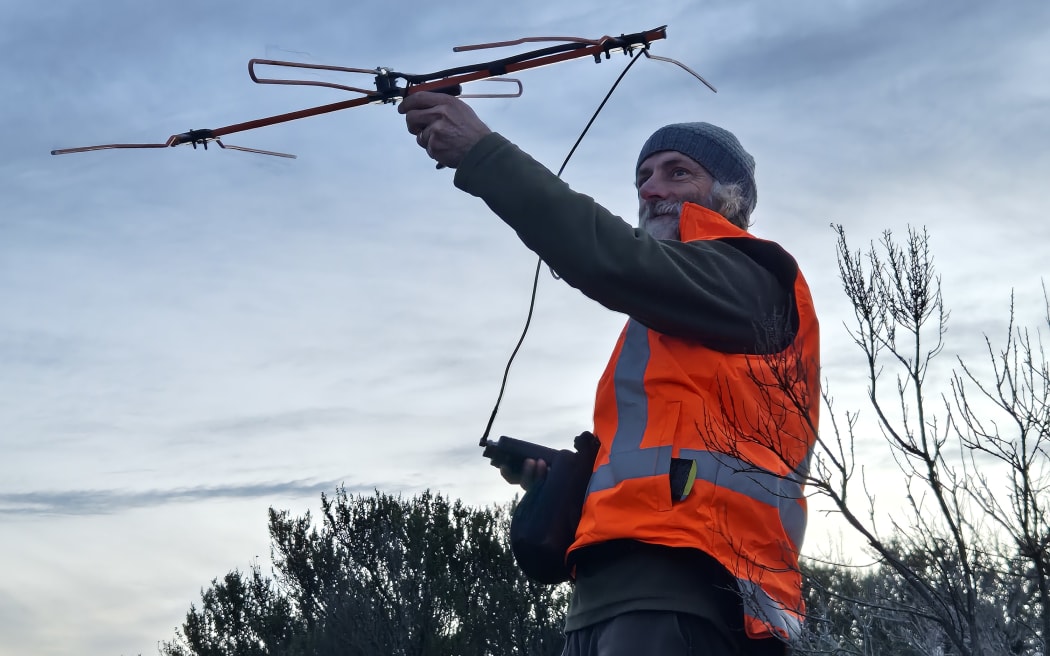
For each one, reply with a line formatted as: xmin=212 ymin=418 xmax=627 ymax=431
xmin=453 ymin=133 xmax=798 ymax=354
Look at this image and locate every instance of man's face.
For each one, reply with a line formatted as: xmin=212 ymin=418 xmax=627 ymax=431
xmin=636 ymin=151 xmax=716 ymax=240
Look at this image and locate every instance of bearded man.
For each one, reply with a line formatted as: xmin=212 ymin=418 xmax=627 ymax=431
xmin=400 ymin=92 xmax=820 ymax=656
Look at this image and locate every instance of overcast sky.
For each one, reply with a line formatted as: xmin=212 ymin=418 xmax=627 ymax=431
xmin=3 ymin=0 xmax=1049 ymax=654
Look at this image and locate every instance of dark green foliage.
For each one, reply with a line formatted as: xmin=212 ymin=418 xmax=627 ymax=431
xmin=159 ymin=487 xmax=1045 ymax=655
xmin=161 ymin=489 xmax=568 ymax=656
xmin=164 ymin=566 xmax=299 ymax=656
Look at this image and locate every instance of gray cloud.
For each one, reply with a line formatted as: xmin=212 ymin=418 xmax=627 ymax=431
xmin=190 ymin=407 xmax=359 ymax=437
xmin=0 ymin=479 xmax=371 ymax=516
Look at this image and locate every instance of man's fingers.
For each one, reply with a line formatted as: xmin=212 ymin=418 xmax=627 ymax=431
xmin=497 ymin=458 xmax=537 ymax=488
xmin=401 ymin=92 xmax=490 ymax=169
xmin=499 ymin=463 xmax=523 ymax=485
xmin=400 ymin=91 xmax=462 ymax=135
xmin=535 ymin=459 xmax=549 ymax=481
xmin=517 ymin=459 xmax=549 ymax=491
xmin=398 ymin=90 xmax=454 ymax=114
xmin=493 ymin=457 xmax=550 ymax=491
xmin=520 ymin=459 xmax=537 ymax=487
xmin=404 ymin=111 xmax=431 ymax=136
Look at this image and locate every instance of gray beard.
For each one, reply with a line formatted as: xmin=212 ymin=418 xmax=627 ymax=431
xmin=639 ymin=196 xmax=714 ymax=239
xmin=638 ymin=199 xmax=685 ymax=225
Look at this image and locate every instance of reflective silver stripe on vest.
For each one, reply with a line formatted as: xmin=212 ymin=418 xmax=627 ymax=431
xmin=737 ymin=577 xmax=803 ymax=640
xmin=678 ymin=449 xmax=807 ymax=550
xmin=587 ymin=320 xmax=675 ymax=495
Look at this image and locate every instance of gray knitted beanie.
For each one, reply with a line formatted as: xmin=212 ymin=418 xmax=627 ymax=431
xmin=636 ymin=122 xmax=757 ymax=213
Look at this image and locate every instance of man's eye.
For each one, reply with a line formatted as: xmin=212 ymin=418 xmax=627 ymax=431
xmin=671 ymin=168 xmax=689 ymax=177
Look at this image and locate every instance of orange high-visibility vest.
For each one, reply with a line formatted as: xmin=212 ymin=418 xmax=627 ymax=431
xmin=568 ymin=203 xmax=820 ymax=641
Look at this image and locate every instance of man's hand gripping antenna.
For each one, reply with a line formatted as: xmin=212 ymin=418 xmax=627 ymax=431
xmin=51 ymin=26 xmax=676 ymax=158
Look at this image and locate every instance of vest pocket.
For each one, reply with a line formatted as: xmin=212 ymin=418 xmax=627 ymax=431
xmin=656 ymin=400 xmax=682 ymax=510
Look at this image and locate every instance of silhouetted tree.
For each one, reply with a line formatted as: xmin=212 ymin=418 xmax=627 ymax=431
xmin=794 ymin=226 xmax=1049 ymax=655
xmin=161 ymin=490 xmax=568 ymax=656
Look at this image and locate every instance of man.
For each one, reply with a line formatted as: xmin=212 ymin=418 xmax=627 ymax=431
xmin=399 ymin=92 xmax=820 ymax=656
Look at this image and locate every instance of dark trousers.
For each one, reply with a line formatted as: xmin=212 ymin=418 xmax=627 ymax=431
xmin=560 ymin=611 xmax=786 ymax=656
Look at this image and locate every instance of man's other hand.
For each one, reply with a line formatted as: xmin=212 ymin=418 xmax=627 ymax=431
xmin=398 ymin=91 xmax=492 ymax=169
xmin=498 ymin=458 xmax=548 ymax=492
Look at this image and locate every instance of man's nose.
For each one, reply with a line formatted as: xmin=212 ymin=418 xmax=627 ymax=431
xmin=638 ymin=175 xmax=668 ymax=201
